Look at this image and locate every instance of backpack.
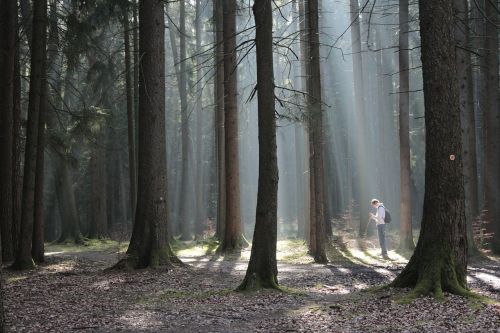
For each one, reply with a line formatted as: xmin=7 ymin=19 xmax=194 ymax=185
xmin=380 ymin=205 xmax=391 ymax=223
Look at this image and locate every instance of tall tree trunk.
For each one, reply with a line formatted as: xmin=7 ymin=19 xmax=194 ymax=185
xmin=194 ymin=0 xmax=206 ymax=237
xmin=31 ymin=67 xmax=47 ymax=264
xmin=178 ymin=0 xmax=193 ymax=241
xmin=454 ymin=0 xmax=479 ymax=254
xmin=484 ymin=0 xmax=500 ymax=253
xmin=115 ymin=0 xmax=180 ymax=269
xmin=391 ymin=0 xmax=468 ymax=298
xmin=123 ymin=7 xmax=137 ymax=223
xmin=0 ymin=0 xmax=17 ymax=262
xmin=31 ymin=0 xmax=61 ymax=263
xmin=214 ymin=0 xmax=226 ymax=241
xmin=398 ymin=0 xmax=415 ymax=252
xmin=293 ymin=0 xmax=305 ymax=238
xmin=471 ymin=0 xmax=486 ymax=213
xmin=133 ymin=0 xmax=139 ymax=160
xmin=219 ymin=0 xmax=244 ymax=252
xmin=165 ymin=2 xmax=182 ymax=238
xmin=300 ymin=0 xmax=316 ymax=252
xmin=308 ymin=0 xmax=327 ymax=263
xmin=12 ymin=28 xmax=23 ymax=258
xmin=13 ymin=0 xmax=48 ymax=270
xmin=238 ymin=0 xmax=279 ymax=290
xmin=299 ymin=0 xmax=311 ymax=244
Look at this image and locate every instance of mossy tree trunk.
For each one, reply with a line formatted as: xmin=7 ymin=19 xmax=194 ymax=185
xmin=238 ymin=0 xmax=279 ymax=290
xmin=115 ymin=0 xmax=180 ymax=270
xmin=391 ymin=0 xmax=468 ymax=298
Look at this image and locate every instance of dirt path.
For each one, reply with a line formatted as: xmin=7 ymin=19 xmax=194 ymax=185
xmin=3 ymin=241 xmax=500 ymax=332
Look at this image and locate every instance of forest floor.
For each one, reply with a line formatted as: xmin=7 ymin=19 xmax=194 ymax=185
xmin=3 ymin=232 xmax=500 ymax=333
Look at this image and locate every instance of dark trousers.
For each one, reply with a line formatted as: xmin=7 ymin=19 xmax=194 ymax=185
xmin=377 ymin=224 xmax=388 ymax=255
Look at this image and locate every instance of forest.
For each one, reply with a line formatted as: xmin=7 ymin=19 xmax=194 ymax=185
xmin=0 ymin=0 xmax=499 ymax=331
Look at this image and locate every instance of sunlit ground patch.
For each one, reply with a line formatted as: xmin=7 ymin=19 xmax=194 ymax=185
xmin=277 ymin=239 xmax=313 ymax=264
xmin=119 ymin=310 xmax=163 ymax=330
xmin=470 ymin=272 xmax=500 ymax=290
xmin=45 ymin=239 xmax=128 ymax=254
xmin=5 ymin=275 xmax=27 ymax=283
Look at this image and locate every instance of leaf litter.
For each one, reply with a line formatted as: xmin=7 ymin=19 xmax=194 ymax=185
xmin=3 ymin=238 xmax=500 ymax=332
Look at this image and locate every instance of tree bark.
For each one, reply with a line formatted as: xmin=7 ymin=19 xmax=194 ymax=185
xmin=31 ymin=0 xmax=61 ymax=263
xmin=12 ymin=27 xmax=23 ymax=258
xmin=391 ymin=0 xmax=468 ymax=298
xmin=238 ymin=0 xmax=279 ymax=290
xmin=115 ymin=0 xmax=180 ymax=269
xmin=299 ymin=0 xmax=311 ymax=244
xmin=13 ymin=0 xmax=48 ymax=270
xmin=178 ymin=0 xmax=194 ymax=241
xmin=214 ymin=0 xmax=226 ymax=241
xmin=471 ymin=0 xmax=486 ymax=213
xmin=31 ymin=66 xmax=47 ymax=264
xmin=0 ymin=0 xmax=17 ymax=262
xmin=398 ymin=0 xmax=415 ymax=252
xmin=483 ymin=0 xmax=500 ymax=253
xmin=123 ymin=6 xmax=137 ymax=223
xmin=133 ymin=0 xmax=139 ymax=160
xmin=454 ymin=0 xmax=479 ymax=254
xmin=194 ymin=0 xmax=206 ymax=238
xmin=219 ymin=0 xmax=244 ymax=252
xmin=308 ymin=0 xmax=327 ymax=263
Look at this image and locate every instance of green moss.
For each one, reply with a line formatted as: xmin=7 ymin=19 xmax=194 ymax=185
xmin=46 ymin=239 xmax=128 ymax=254
xmin=281 ymin=251 xmax=309 ymax=263
xmin=278 ymin=286 xmax=307 ymax=296
xmin=237 ymin=272 xmax=281 ymax=292
xmin=361 ymin=284 xmax=390 ymax=294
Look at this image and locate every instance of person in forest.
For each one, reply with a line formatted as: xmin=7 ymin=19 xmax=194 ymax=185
xmin=369 ymin=198 xmax=389 ymax=259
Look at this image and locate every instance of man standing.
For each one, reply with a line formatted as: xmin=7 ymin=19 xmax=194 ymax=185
xmin=369 ymin=199 xmax=389 ymax=258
